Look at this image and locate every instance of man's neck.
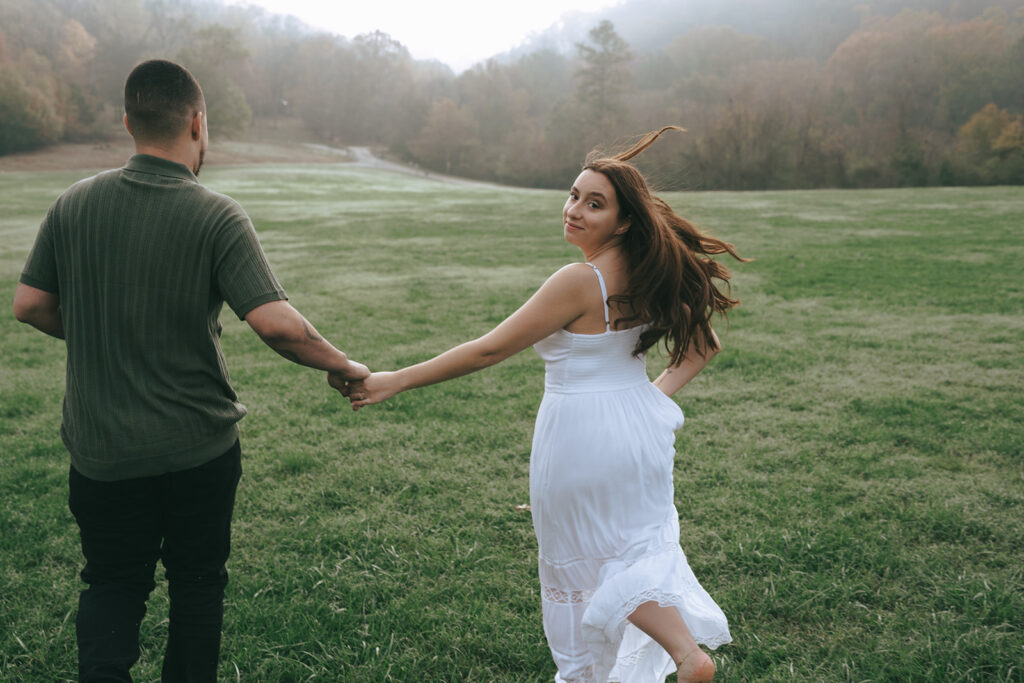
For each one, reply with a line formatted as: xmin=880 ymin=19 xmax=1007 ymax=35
xmin=133 ymin=142 xmax=196 ymax=174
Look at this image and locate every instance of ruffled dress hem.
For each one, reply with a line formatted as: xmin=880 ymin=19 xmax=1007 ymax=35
xmin=580 ymin=549 xmax=732 ymax=682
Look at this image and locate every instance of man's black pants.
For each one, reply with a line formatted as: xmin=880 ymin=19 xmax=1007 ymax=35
xmin=68 ymin=440 xmax=242 ymax=683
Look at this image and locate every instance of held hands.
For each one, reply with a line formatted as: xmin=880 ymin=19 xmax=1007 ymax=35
xmin=326 ymin=360 xmax=371 ymax=405
xmin=332 ymin=371 xmax=402 ymax=411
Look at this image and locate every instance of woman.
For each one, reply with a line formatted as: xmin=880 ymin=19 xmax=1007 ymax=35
xmin=337 ymin=127 xmax=742 ymax=682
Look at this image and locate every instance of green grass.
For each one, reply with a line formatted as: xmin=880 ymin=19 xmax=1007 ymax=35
xmin=2 ymin=164 xmax=1022 ymax=681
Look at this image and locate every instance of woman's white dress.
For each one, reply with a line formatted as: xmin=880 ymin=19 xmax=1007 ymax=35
xmin=530 ymin=263 xmax=731 ymax=683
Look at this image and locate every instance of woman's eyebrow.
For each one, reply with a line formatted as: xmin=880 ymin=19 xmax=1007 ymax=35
xmin=569 ymin=186 xmax=606 ymax=201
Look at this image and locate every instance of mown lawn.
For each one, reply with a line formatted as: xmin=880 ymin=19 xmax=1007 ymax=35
xmin=1 ymin=164 xmax=1021 ymax=681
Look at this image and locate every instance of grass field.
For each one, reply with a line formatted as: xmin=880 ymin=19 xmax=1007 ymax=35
xmin=1 ymin=163 xmax=1022 ymax=682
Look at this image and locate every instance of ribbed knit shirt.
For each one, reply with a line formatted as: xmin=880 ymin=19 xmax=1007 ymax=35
xmin=20 ymin=154 xmax=287 ymax=481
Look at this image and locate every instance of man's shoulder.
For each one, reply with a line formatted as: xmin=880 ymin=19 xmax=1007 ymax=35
xmin=44 ymin=169 xmax=120 ymax=220
xmin=58 ymin=167 xmax=121 ymax=198
xmin=193 ymin=185 xmax=252 ymax=227
xmin=195 ymin=183 xmax=246 ymax=210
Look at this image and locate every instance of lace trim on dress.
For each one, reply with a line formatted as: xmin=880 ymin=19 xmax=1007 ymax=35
xmin=542 ymin=584 xmax=595 ymax=604
xmin=620 ymin=589 xmax=733 ymax=650
xmin=617 ymin=642 xmax=653 ymax=667
xmin=558 ymin=664 xmax=597 ymax=682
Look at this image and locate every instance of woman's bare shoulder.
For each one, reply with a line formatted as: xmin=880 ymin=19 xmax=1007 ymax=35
xmin=550 ymin=261 xmax=595 ymax=280
xmin=540 ymin=262 xmax=594 ymax=290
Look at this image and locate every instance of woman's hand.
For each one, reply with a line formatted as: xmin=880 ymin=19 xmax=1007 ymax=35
xmin=652 ymin=328 xmax=721 ymax=396
xmin=344 ymin=371 xmax=403 ymax=410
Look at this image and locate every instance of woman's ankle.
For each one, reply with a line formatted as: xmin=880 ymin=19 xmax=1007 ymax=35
xmin=675 ymin=647 xmax=715 ymax=682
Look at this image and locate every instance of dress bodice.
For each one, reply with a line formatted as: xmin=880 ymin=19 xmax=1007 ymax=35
xmin=533 ymin=263 xmax=650 ymax=393
xmin=534 ymin=327 xmax=650 ymax=393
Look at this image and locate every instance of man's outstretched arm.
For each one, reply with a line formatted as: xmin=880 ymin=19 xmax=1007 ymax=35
xmin=13 ymin=283 xmax=64 ymax=339
xmin=245 ymin=300 xmax=368 ymax=380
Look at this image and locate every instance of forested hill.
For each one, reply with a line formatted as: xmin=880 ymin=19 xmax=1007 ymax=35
xmin=505 ymin=0 xmax=1024 ymax=61
xmin=1 ymin=0 xmax=1022 ymax=190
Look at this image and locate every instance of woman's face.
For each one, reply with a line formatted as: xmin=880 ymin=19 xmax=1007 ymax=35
xmin=563 ymin=169 xmax=629 ymax=251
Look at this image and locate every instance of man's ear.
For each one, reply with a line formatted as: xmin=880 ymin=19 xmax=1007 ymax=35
xmin=123 ymin=113 xmax=132 ymax=136
xmin=191 ymin=111 xmax=203 ymax=141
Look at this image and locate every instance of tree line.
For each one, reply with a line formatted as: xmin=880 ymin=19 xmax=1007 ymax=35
xmin=1 ymin=0 xmax=1022 ymax=189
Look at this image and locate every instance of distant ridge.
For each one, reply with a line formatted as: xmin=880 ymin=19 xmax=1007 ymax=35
xmin=492 ymin=0 xmax=1024 ymax=66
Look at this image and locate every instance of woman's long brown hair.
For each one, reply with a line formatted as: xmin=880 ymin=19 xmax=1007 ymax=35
xmin=584 ymin=126 xmax=748 ymax=364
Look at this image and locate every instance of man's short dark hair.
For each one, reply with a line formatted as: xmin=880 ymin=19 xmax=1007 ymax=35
xmin=124 ymin=60 xmax=204 ymax=143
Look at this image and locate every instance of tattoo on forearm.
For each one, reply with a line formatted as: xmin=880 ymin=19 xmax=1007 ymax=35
xmin=301 ymin=318 xmax=322 ymax=342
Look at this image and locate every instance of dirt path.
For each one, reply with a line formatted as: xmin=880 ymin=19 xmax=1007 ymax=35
xmin=342 ymin=145 xmax=497 ymax=187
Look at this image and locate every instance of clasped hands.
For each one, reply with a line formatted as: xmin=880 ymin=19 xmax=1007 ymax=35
xmin=327 ymin=367 xmax=400 ymax=411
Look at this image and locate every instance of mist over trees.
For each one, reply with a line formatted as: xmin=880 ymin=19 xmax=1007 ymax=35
xmin=1 ymin=0 xmax=1022 ymax=189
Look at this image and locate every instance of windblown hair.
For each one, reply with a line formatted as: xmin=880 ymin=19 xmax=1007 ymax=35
xmin=124 ymin=59 xmax=204 ymax=143
xmin=584 ymin=126 xmax=748 ymax=364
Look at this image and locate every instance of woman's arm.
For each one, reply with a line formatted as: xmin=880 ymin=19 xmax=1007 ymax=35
xmin=340 ymin=264 xmax=593 ymax=408
xmin=652 ymin=328 xmax=721 ymax=397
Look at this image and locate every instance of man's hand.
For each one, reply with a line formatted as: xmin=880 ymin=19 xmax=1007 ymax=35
xmin=327 ymin=363 xmax=370 ymax=400
xmin=340 ymin=361 xmax=371 ymax=382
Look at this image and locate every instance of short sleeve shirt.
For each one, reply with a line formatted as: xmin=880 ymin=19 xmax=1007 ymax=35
xmin=20 ymin=154 xmax=287 ymax=480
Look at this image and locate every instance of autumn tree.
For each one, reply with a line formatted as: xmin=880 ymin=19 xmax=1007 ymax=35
xmin=246 ymin=38 xmax=301 ymax=121
xmin=573 ymin=20 xmax=634 ymax=140
xmin=223 ymin=8 xmax=306 ymax=122
xmin=291 ymin=34 xmax=357 ymax=144
xmin=67 ymin=0 xmax=152 ymax=125
xmin=178 ymin=24 xmax=253 ymax=139
xmin=826 ymin=10 xmax=950 ymax=185
xmin=952 ymin=102 xmax=1024 ymax=183
xmin=410 ymin=98 xmax=479 ymax=175
xmin=351 ymin=32 xmax=418 ymax=146
xmin=451 ymin=60 xmax=536 ymax=181
xmin=0 ymin=63 xmax=63 ymax=153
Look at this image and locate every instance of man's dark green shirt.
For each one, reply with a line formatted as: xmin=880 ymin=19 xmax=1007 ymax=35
xmin=20 ymin=154 xmax=287 ymax=481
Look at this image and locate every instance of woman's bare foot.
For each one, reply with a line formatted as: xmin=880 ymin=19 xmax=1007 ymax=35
xmin=675 ymin=647 xmax=715 ymax=682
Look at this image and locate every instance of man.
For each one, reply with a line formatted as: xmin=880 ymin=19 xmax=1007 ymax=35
xmin=12 ymin=59 xmax=367 ymax=682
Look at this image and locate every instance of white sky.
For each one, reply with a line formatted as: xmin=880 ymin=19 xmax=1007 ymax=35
xmin=229 ymin=0 xmax=622 ymax=72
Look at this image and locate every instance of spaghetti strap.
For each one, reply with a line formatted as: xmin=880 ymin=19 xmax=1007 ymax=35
xmin=585 ymin=262 xmax=612 ymax=332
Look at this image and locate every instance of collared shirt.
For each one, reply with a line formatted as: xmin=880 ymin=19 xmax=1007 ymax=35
xmin=20 ymin=154 xmax=287 ymax=480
